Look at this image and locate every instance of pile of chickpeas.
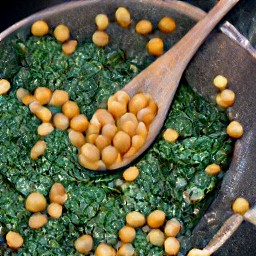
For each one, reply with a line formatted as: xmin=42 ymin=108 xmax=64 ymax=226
xmin=31 ymin=7 xmax=176 ymax=57
xmin=6 ymin=183 xmax=68 ymax=250
xmin=17 ymin=86 xmax=157 ymax=170
xmin=213 ymin=75 xmax=243 ymax=139
xmin=119 ymin=209 xmax=181 ymax=255
xmin=93 ymin=7 xmax=176 ymax=56
xmin=74 ymin=209 xmax=181 ymax=255
xmin=16 ymin=86 xmax=86 ymax=160
xmin=26 ymin=183 xmax=68 ymax=229
xmin=31 ymin=20 xmax=77 ymax=55
xmin=79 ymin=90 xmax=157 ymax=170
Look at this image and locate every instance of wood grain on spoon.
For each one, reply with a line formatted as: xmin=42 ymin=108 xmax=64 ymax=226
xmin=113 ymin=0 xmax=240 ymax=169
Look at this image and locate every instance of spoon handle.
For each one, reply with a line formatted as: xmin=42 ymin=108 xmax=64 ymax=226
xmin=161 ymin=0 xmax=240 ymax=74
xmin=203 ymin=213 xmax=244 ymax=255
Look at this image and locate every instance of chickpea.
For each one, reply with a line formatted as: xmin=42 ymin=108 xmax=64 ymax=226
xmin=21 ymin=94 xmax=36 ymax=106
xmin=164 ymin=237 xmax=180 ymax=255
xmin=68 ymin=130 xmax=86 ymax=148
xmin=131 ymin=135 xmax=145 ymax=150
xmin=102 ymin=124 xmax=117 ymax=140
xmin=95 ymin=14 xmax=109 ymax=31
xmin=129 ymin=93 xmax=148 ymax=115
xmin=147 ymin=98 xmax=158 ymax=114
xmin=53 ymin=24 xmax=70 ymax=42
xmin=78 ymin=153 xmax=101 ymax=170
xmin=92 ymin=31 xmax=109 ymax=47
xmin=123 ymin=166 xmax=139 ymax=182
xmin=70 ymin=114 xmax=89 ymax=132
xmin=62 ymin=100 xmax=80 ymax=119
xmin=123 ymin=146 xmax=137 ymax=159
xmin=95 ymin=243 xmax=116 ymax=256
xmin=62 ymin=40 xmax=78 ymax=55
xmin=118 ymin=225 xmax=136 ymax=243
xmin=30 ymin=140 xmax=47 ymax=160
xmin=164 ymin=220 xmax=181 ymax=237
xmin=99 ymin=160 xmax=107 ymax=171
xmin=147 ymin=229 xmax=165 ymax=246
xmin=135 ymin=20 xmax=153 ymax=35
xmin=187 ymin=248 xmax=210 ymax=256
xmin=86 ymin=123 xmax=100 ymax=136
xmin=219 ymin=89 xmax=235 ymax=107
xmin=95 ymin=135 xmax=110 ymax=151
xmin=215 ymin=93 xmax=229 ymax=108
xmin=34 ymin=87 xmax=52 ymax=105
xmin=205 ymin=163 xmax=221 ymax=176
xmin=6 ymin=231 xmax=23 ymax=250
xmin=113 ymin=131 xmax=131 ymax=154
xmin=31 ymin=20 xmax=49 ymax=36
xmin=232 ymin=197 xmax=250 ymax=215
xmin=29 ymin=101 xmax=42 ymax=114
xmin=136 ymin=122 xmax=148 ymax=138
xmin=74 ymin=234 xmax=94 ymax=255
xmin=213 ymin=75 xmax=228 ymax=90
xmin=16 ymin=88 xmax=30 ymax=102
xmin=49 ymin=90 xmax=69 ymax=107
xmin=137 ymin=107 xmax=155 ymax=126
xmin=126 ymin=211 xmax=146 ymax=228
xmin=147 ymin=38 xmax=164 ymax=56
xmin=29 ymin=213 xmax=48 ymax=229
xmin=53 ymin=113 xmax=70 ymax=130
xmin=47 ymin=202 xmax=63 ymax=219
xmin=115 ymin=153 xmax=122 ymax=164
xmin=25 ymin=191 xmax=47 ymax=212
xmin=49 ymin=183 xmax=68 ymax=205
xmin=163 ymin=128 xmax=179 ymax=143
xmin=81 ymin=143 xmax=100 ymax=162
xmin=158 ymin=16 xmax=176 ymax=33
xmin=118 ymin=113 xmax=138 ymax=137
xmin=35 ymin=106 xmax=52 ymax=122
xmin=101 ymin=145 xmax=118 ymax=166
xmin=115 ymin=7 xmax=131 ymax=28
xmin=86 ymin=134 xmax=98 ymax=145
xmin=92 ymin=109 xmax=115 ymax=128
xmin=147 ymin=210 xmax=166 ymax=228
xmin=108 ymin=97 xmax=127 ymax=119
xmin=117 ymin=243 xmax=135 ymax=256
xmin=115 ymin=90 xmax=130 ymax=103
xmin=226 ymin=121 xmax=243 ymax=139
xmin=37 ymin=122 xmax=54 ymax=136
xmin=86 ymin=124 xmax=100 ymax=144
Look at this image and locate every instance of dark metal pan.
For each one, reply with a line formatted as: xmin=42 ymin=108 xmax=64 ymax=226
xmin=0 ymin=0 xmax=255 ymax=255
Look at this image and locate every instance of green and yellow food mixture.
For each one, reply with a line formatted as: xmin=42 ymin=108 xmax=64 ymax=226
xmin=0 ymin=10 xmax=235 ymax=255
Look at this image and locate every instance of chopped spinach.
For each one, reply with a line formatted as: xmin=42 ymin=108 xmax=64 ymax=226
xmin=0 ymin=35 xmax=232 ymax=255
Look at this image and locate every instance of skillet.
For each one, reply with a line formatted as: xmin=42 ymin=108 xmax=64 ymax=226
xmin=0 ymin=0 xmax=256 ymax=255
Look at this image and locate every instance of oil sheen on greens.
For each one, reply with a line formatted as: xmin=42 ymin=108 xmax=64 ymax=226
xmin=0 ymin=35 xmax=232 ymax=255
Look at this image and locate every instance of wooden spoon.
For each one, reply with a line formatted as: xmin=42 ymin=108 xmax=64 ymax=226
xmin=110 ymin=0 xmax=239 ymax=170
xmin=187 ymin=204 xmax=256 ymax=255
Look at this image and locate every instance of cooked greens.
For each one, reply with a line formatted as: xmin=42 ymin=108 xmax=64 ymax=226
xmin=0 ymin=35 xmax=232 ymax=255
